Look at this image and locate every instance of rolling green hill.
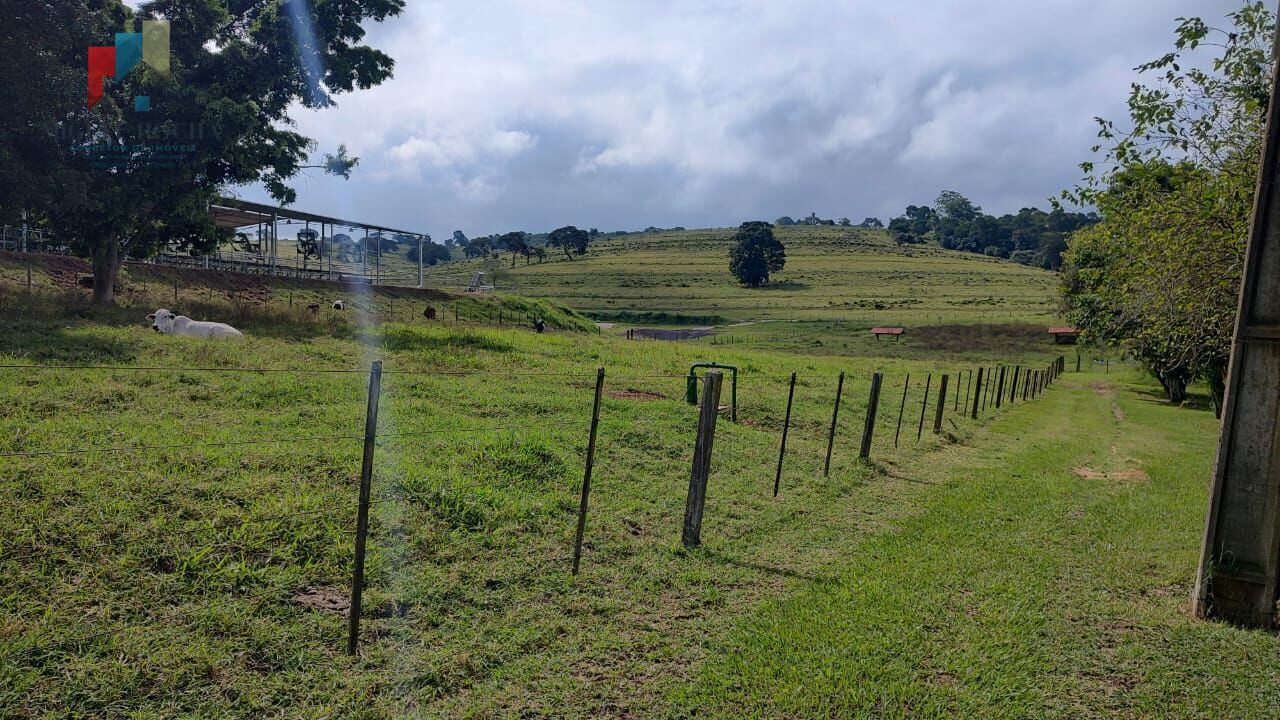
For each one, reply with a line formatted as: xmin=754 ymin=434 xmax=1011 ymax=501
xmin=419 ymin=226 xmax=1063 ymax=328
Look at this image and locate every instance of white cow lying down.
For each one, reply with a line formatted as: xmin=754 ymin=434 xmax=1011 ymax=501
xmin=147 ymin=309 xmax=244 ymax=339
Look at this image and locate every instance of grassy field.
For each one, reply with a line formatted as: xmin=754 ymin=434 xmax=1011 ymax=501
xmin=418 ymin=226 xmax=1063 ymax=328
xmin=679 ymin=372 xmax=1280 ymax=718
xmin=0 ymin=270 xmax=1272 ymax=717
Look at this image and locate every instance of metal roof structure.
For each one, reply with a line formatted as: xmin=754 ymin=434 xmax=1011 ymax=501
xmin=210 ymin=196 xmax=427 ymax=237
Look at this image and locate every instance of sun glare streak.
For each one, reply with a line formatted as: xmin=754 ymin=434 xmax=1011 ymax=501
xmin=283 ymin=0 xmax=326 ymax=107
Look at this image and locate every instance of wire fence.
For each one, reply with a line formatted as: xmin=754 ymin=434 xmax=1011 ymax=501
xmin=0 ymin=354 xmax=1071 ymax=687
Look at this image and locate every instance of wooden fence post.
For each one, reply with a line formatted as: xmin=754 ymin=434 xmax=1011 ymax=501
xmin=933 ymin=374 xmax=949 ymax=434
xmin=347 ymin=359 xmax=382 ymax=656
xmin=953 ymin=371 xmax=961 ymax=412
xmin=995 ymin=366 xmax=1007 ymax=408
xmin=916 ymin=373 xmax=932 ymax=441
xmin=895 ymin=373 xmax=910 ymax=448
xmin=572 ymin=367 xmax=606 ymax=575
xmin=859 ymin=373 xmax=883 ymax=459
xmin=683 ymin=370 xmax=723 ymax=548
xmin=984 ymin=366 xmax=995 ymax=411
xmin=971 ymin=367 xmax=985 ymax=419
xmin=963 ymin=370 xmax=973 ymax=413
xmin=1011 ymin=366 xmax=1021 ymax=402
xmin=823 ymin=371 xmax=844 ymax=478
xmin=774 ymin=372 xmax=797 ymax=497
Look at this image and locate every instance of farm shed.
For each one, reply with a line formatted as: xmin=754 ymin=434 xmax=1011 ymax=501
xmin=1048 ymin=326 xmax=1080 ymax=345
xmin=871 ymin=327 xmax=905 ymax=341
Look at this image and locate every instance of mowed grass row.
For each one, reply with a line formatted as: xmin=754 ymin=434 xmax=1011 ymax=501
xmin=418 ymin=226 xmax=1061 ymax=326
xmin=0 ymin=293 xmax=1064 ymax=717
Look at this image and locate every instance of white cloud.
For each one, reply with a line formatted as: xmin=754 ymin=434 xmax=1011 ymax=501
xmin=247 ymin=0 xmax=1242 ymax=237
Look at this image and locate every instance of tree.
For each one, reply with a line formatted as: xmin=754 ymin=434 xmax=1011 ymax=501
xmin=532 ymin=246 xmax=547 ymax=263
xmin=728 ymin=221 xmax=785 ymax=287
xmin=462 ymin=237 xmax=489 ymax=258
xmin=901 ymin=205 xmax=936 ymax=236
xmin=451 ymin=230 xmax=468 ymax=249
xmin=838 ymin=217 xmax=852 ymax=226
xmin=888 ymin=216 xmax=925 ymax=245
xmin=498 ymin=231 xmax=528 ymax=267
xmin=547 ymin=225 xmax=590 ymax=261
xmin=775 ymin=216 xmax=795 ymax=226
xmin=857 ymin=217 xmax=883 ymax=228
xmin=1060 ymin=2 xmax=1270 ymax=406
xmin=0 ymin=0 xmax=403 ymax=305
xmin=405 ymin=237 xmax=450 ymax=265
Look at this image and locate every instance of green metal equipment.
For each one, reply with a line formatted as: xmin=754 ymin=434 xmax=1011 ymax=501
xmin=686 ymin=362 xmax=738 ymax=422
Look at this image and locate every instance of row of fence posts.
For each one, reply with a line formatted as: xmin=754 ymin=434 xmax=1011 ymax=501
xmin=330 ymin=355 xmax=1078 ymax=654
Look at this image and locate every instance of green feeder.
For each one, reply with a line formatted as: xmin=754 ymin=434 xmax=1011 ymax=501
xmin=686 ymin=362 xmax=738 ymax=422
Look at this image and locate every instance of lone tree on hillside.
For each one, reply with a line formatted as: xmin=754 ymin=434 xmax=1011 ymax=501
xmin=728 ymin=221 xmax=785 ymax=287
xmin=547 ymin=225 xmax=590 ymax=260
xmin=0 ymin=0 xmax=404 ymax=305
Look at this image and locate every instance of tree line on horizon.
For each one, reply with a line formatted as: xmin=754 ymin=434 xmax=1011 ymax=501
xmin=886 ymin=192 xmax=1098 ymax=271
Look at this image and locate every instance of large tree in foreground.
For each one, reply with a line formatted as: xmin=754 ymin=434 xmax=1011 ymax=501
xmin=1060 ymin=1 xmax=1271 ymax=407
xmin=2 ymin=0 xmax=403 ymax=305
xmin=728 ymin=221 xmax=785 ymax=287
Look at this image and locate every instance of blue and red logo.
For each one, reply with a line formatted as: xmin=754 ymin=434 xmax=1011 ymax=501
xmin=88 ymin=21 xmax=170 ymax=111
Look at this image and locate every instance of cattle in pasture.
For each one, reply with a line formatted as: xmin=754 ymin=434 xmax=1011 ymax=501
xmin=424 ymin=306 xmax=437 ymax=320
xmin=333 ymin=300 xmax=346 ymax=310
xmin=306 ymin=303 xmax=321 ymax=315
xmin=146 ymin=309 xmax=244 ymax=339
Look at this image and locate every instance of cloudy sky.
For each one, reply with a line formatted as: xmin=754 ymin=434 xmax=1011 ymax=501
xmin=231 ymin=0 xmax=1237 ymax=238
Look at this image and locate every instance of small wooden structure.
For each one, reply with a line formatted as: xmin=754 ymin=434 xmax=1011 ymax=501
xmin=1048 ymin=326 xmax=1080 ymax=345
xmin=871 ymin=327 xmax=905 ymax=341
xmin=464 ymin=271 xmax=494 ymax=294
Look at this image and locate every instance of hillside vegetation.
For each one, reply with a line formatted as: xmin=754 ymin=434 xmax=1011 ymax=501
xmin=417 ymin=226 xmax=1062 ymax=328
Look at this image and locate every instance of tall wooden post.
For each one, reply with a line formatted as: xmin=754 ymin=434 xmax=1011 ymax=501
xmin=995 ymin=366 xmax=1007 ymax=408
xmin=916 ymin=373 xmax=932 ymax=441
xmin=933 ymin=375 xmax=949 ymax=434
xmin=774 ymin=372 xmax=797 ymax=497
xmin=572 ymin=368 xmax=606 ymax=575
xmin=823 ymin=372 xmax=845 ymax=478
xmin=971 ymin=367 xmax=984 ymax=419
xmin=1197 ymin=23 xmax=1280 ymax=627
xmin=347 ymin=360 xmax=381 ymax=655
xmin=417 ymin=235 xmax=425 ymax=288
xmin=894 ymin=374 xmax=910 ymax=448
xmin=683 ymin=371 xmax=723 ymax=548
xmin=859 ymin=373 xmax=883 ymax=459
